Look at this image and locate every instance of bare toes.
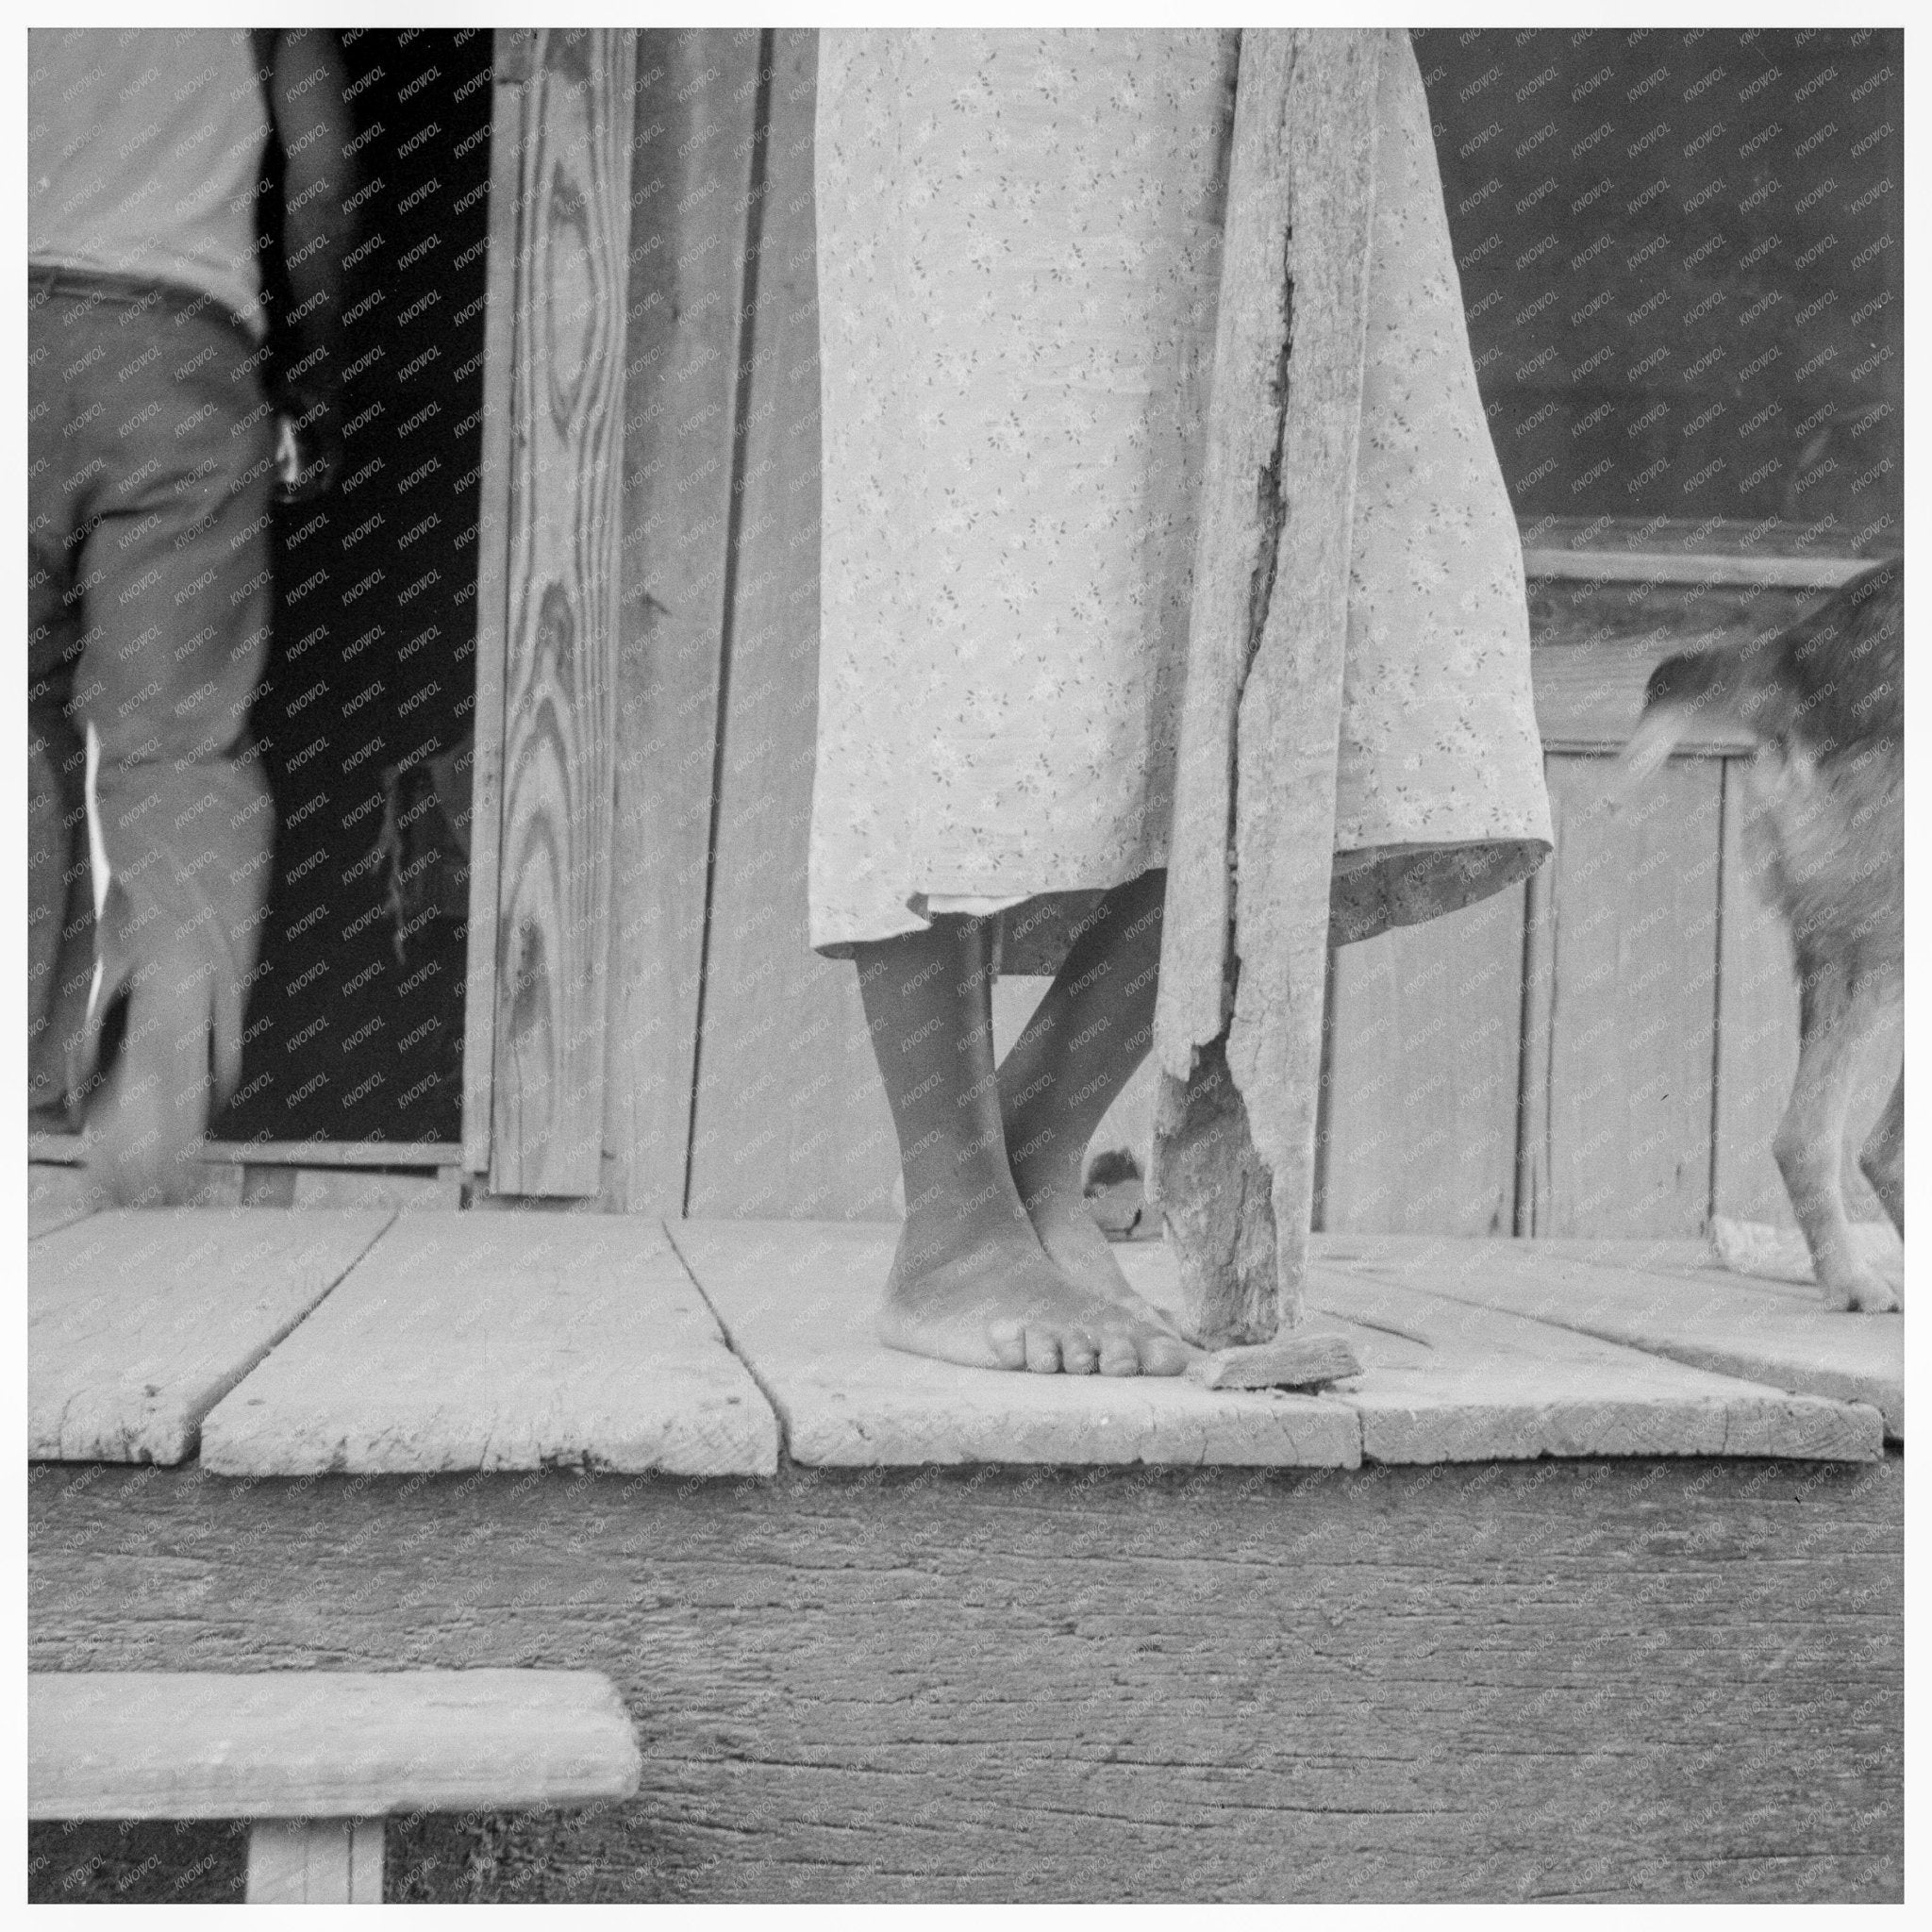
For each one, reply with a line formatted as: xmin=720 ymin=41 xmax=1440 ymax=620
xmin=1023 ymin=1327 xmax=1063 ymax=1374
xmin=1059 ymin=1332 xmax=1100 ymax=1374
xmin=1096 ymin=1330 xmax=1142 ymax=1377
xmin=987 ymin=1319 xmax=1029 ymax=1370
xmin=1140 ymin=1331 xmax=1191 ymax=1377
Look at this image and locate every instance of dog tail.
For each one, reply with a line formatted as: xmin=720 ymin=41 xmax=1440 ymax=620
xmin=1611 ymin=646 xmax=1747 ymax=800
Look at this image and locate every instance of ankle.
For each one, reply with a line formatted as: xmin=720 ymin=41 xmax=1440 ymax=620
xmin=899 ymin=1188 xmax=1032 ymax=1266
xmin=1008 ymin=1148 xmax=1086 ymax=1215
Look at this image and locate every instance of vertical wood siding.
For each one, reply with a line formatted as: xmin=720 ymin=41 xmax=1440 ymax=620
xmin=601 ymin=30 xmax=764 ymax=1215
xmin=485 ymin=30 xmax=636 ymax=1195
xmin=511 ymin=37 xmax=1898 ymax=1237
xmin=683 ymin=30 xmax=901 ymax=1223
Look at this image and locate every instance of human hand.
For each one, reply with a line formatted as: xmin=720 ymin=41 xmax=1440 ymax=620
xmin=274 ymin=390 xmax=341 ymax=504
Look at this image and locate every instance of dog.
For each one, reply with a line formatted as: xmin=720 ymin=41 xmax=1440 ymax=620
xmin=1618 ymin=557 xmax=1903 ymax=1311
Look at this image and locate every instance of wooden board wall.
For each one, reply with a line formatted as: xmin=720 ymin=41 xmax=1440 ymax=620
xmin=1319 ymin=883 xmax=1524 ymax=1237
xmin=601 ymin=30 xmax=765 ymax=1215
xmin=572 ymin=42 xmax=1898 ymax=1239
xmin=682 ymin=29 xmax=900 ymax=1223
xmin=480 ymin=29 xmax=637 ymax=1196
xmin=1526 ymin=756 xmax=1724 ymax=1238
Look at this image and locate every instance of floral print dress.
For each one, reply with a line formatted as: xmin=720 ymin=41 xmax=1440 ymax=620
xmin=808 ymin=28 xmax=1552 ymax=971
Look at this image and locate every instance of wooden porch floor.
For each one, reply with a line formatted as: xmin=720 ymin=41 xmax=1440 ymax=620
xmin=27 ymin=1188 xmax=1900 ymax=1474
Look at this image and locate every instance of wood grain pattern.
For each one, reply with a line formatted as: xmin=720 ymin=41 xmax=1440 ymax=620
xmin=602 ymin=31 xmax=764 ymax=1216
xmin=1319 ymin=884 xmax=1525 ymax=1236
xmin=1524 ymin=755 xmax=1722 ymax=1237
xmin=29 ymin=1670 xmax=640 ymax=1819
xmin=683 ymin=30 xmax=902 ymax=1223
xmin=489 ymin=31 xmax=637 ymax=1195
xmin=1315 ymin=1231 xmax=1902 ymax=1441
xmin=1154 ymin=30 xmax=1385 ymax=1346
xmin=1711 ymin=758 xmax=1902 ymax=1227
xmin=28 ymin=1460 xmax=1902 ymax=1901
xmin=29 ymin=1209 xmax=391 ymax=1463
xmin=198 ymin=1211 xmax=778 ymax=1477
xmin=460 ymin=40 xmax=531 ymax=1175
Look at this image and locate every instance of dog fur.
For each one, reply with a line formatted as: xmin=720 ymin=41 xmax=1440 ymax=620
xmin=1618 ymin=558 xmax=1904 ymax=1311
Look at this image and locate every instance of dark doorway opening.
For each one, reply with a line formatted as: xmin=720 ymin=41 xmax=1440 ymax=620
xmin=217 ymin=29 xmax=493 ymax=1147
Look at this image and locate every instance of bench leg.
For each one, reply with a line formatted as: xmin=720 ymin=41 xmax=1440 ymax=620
xmin=245 ymin=1818 xmax=383 ymax=1903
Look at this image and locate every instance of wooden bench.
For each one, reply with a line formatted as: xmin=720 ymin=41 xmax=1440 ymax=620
xmin=28 ymin=1670 xmax=641 ymax=1903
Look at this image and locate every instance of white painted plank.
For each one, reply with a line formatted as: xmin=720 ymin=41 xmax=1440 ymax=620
xmin=29 ymin=1209 xmax=392 ymax=1464
xmin=670 ymin=1221 xmax=1361 ymax=1470
xmin=200 ymin=1212 xmax=777 ymax=1476
xmin=29 ymin=1670 xmax=639 ymax=1820
xmin=246 ymin=1818 xmax=383 ymax=1904
xmin=1314 ymin=1232 xmax=1902 ymax=1443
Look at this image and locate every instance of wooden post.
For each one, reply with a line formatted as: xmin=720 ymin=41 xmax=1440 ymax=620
xmin=1152 ymin=29 xmax=1384 ymax=1361
xmin=477 ymin=30 xmax=638 ymax=1196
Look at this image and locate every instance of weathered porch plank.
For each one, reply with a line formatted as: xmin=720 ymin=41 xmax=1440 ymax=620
xmin=674 ymin=1220 xmax=1873 ymax=1468
xmin=1315 ymin=1232 xmax=1903 ymax=1441
xmin=28 ymin=1162 xmax=95 ymax=1240
xmin=669 ymin=1220 xmax=1361 ymax=1468
xmin=1291 ymin=1256 xmax=1878 ymax=1464
xmin=29 ymin=1670 xmax=639 ymax=1819
xmin=28 ymin=1209 xmax=391 ymax=1464
xmin=199 ymin=1212 xmax=777 ymax=1476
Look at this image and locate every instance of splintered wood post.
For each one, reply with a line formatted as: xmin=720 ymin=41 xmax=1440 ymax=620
xmin=1152 ymin=28 xmax=1384 ymax=1354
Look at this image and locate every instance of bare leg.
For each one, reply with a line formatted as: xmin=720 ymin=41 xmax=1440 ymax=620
xmin=997 ymin=870 xmax=1172 ymax=1312
xmin=1859 ymin=1069 xmax=1904 ymax=1240
xmin=855 ymin=913 xmax=1187 ymax=1374
xmin=1776 ymin=959 xmax=1900 ymax=1312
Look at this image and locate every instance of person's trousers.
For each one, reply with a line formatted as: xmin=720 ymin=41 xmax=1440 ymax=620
xmin=28 ymin=269 xmax=276 ymax=1115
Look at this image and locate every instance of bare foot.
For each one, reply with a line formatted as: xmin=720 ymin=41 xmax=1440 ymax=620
xmin=877 ymin=1217 xmax=1190 ymax=1375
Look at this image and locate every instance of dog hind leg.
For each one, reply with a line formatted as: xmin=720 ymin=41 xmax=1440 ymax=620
xmin=1775 ymin=961 xmax=1900 ymax=1311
